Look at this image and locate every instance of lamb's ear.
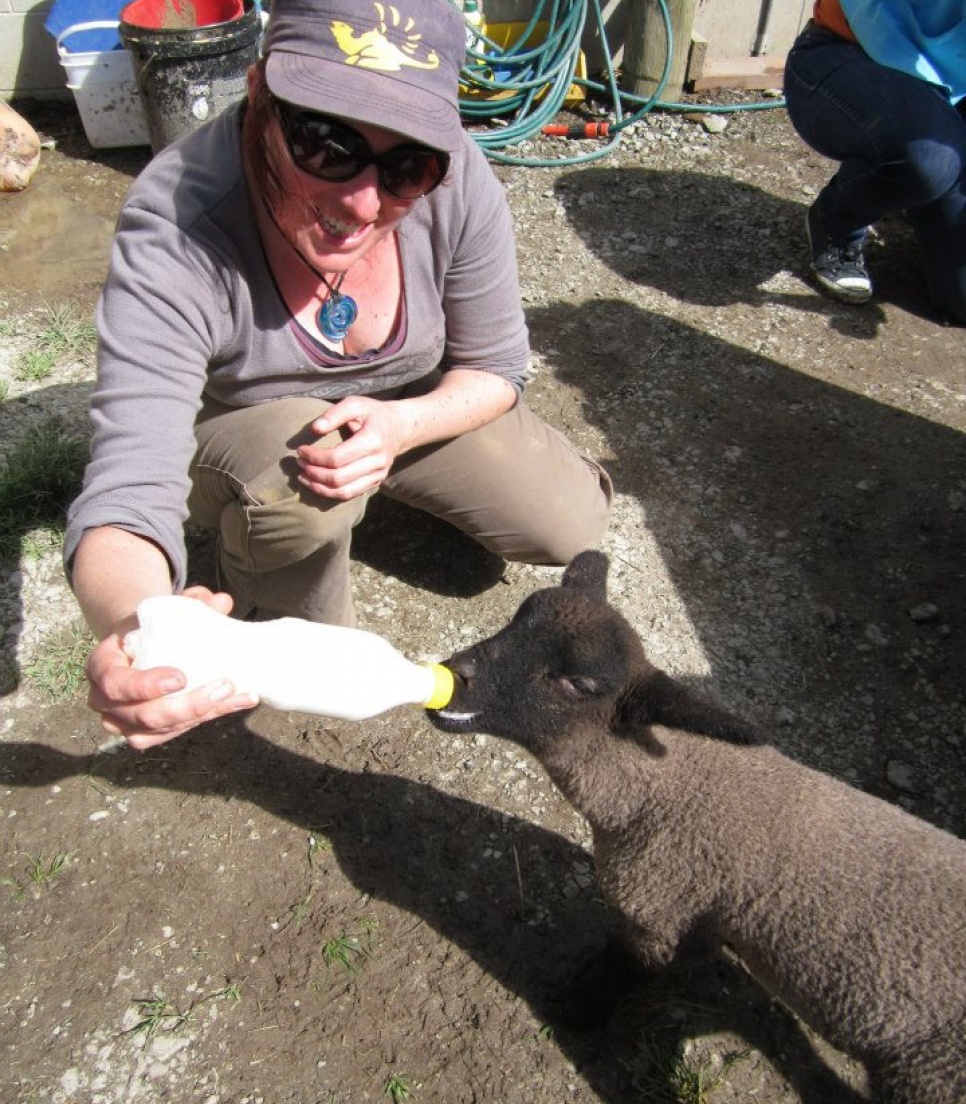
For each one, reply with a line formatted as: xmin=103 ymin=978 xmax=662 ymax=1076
xmin=616 ymin=670 xmax=765 ymax=747
xmin=561 ymin=551 xmax=609 ymax=602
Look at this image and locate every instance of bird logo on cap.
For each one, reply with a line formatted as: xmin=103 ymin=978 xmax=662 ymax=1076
xmin=332 ymin=2 xmax=441 ymax=71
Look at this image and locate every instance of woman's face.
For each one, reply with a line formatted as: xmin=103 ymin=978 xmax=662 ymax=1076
xmin=246 ymin=68 xmax=417 ymax=274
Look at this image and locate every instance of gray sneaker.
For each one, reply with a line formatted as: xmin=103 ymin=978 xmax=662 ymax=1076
xmin=806 ymin=203 xmax=872 ymax=303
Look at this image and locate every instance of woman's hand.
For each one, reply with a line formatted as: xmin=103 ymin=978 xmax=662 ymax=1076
xmin=296 ymin=396 xmax=411 ymax=500
xmin=85 ymin=587 xmax=259 ymax=751
xmin=295 ymin=370 xmax=517 ymax=502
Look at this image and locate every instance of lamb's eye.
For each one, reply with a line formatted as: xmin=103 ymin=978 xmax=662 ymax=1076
xmin=556 ymin=674 xmax=599 ymax=697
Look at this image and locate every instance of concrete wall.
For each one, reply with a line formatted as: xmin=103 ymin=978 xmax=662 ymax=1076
xmin=1 ymin=0 xmax=811 ymax=101
xmin=3 ymin=0 xmax=66 ymax=99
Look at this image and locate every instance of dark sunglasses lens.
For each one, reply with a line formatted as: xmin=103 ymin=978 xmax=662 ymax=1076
xmin=380 ymin=149 xmax=449 ymax=199
xmin=286 ymin=114 xmax=367 ymax=180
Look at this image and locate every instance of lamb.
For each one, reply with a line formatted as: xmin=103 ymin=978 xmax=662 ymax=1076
xmin=427 ymin=550 xmax=966 ymax=1104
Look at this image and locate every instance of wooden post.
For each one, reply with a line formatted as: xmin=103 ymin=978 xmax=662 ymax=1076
xmin=621 ymin=0 xmax=698 ymax=103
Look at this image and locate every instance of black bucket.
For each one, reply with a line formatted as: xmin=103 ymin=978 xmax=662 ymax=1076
xmin=119 ymin=0 xmax=263 ymax=153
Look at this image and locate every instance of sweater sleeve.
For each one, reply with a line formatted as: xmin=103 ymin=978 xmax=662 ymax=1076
xmin=432 ymin=134 xmax=533 ymax=393
xmin=64 ymin=201 xmax=229 ymax=590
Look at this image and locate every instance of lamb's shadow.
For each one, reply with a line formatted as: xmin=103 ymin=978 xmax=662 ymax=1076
xmin=554 ymin=165 xmax=944 ymax=328
xmin=3 ymin=727 xmax=866 ymax=1104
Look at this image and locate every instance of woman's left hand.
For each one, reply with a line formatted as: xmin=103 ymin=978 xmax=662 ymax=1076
xmin=296 ymin=396 xmax=411 ymax=500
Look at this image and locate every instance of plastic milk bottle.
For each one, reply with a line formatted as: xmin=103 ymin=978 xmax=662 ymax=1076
xmin=123 ymin=596 xmax=454 ymax=719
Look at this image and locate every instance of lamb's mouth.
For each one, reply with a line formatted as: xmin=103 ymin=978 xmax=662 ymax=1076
xmin=426 ymin=706 xmax=480 ymax=731
xmin=434 ymin=708 xmax=479 ymax=722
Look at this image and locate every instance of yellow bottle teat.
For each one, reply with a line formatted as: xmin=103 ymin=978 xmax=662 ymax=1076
xmin=423 ymin=663 xmax=454 ymax=709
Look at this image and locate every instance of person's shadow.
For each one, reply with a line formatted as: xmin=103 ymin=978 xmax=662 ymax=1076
xmin=553 ymin=164 xmax=945 ymax=328
xmin=525 ymin=293 xmax=966 ymax=834
xmin=2 ymin=723 xmax=867 ymax=1104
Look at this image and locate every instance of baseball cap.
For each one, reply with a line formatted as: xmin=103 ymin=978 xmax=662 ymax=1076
xmin=263 ymin=0 xmax=466 ymax=152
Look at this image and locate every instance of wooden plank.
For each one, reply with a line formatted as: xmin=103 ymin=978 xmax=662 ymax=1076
xmin=688 ymin=54 xmax=786 ymax=91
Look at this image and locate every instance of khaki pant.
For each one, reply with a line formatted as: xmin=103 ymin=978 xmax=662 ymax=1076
xmin=187 ymin=383 xmax=612 ymax=625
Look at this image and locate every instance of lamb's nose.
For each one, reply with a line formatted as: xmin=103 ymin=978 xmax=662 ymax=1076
xmin=445 ymin=652 xmax=476 ymax=683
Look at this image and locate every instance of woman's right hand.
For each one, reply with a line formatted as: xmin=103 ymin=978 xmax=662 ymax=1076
xmin=85 ymin=588 xmax=259 ymax=751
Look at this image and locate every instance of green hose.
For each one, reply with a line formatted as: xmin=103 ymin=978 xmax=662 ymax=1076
xmin=451 ymin=0 xmax=786 ymax=166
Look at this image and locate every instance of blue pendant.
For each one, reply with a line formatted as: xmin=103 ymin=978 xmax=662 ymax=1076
xmin=317 ymin=293 xmax=359 ymax=342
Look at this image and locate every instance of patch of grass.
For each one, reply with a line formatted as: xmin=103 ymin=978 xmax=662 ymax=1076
xmin=322 ymin=917 xmax=378 ymax=976
xmin=630 ymin=1042 xmax=750 ymax=1104
xmin=11 ymin=302 xmax=97 ymax=382
xmin=35 ymin=302 xmax=97 ymax=361
xmin=384 ymin=1073 xmax=416 ymax=1102
xmin=123 ymin=995 xmax=194 ymax=1040
xmin=26 ymin=852 xmax=71 ymax=887
xmin=15 ymin=349 xmax=57 ymax=383
xmin=2 ymin=852 xmax=72 ymax=899
xmin=24 ymin=620 xmax=95 ymax=703
xmin=121 ymin=982 xmax=241 ymax=1041
xmin=0 ymin=416 xmax=89 ymax=563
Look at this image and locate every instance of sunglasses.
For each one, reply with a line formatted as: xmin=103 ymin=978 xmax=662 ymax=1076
xmin=273 ymin=97 xmax=450 ymax=200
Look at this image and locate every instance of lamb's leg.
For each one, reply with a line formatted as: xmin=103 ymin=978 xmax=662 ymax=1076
xmin=549 ymin=907 xmax=706 ymax=1030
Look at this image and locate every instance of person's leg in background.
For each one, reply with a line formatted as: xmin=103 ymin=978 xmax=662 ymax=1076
xmin=906 ymin=97 xmax=966 ymax=323
xmin=784 ymin=24 xmax=966 ymax=319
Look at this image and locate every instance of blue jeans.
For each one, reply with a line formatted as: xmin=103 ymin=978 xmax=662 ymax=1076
xmin=784 ymin=23 xmax=966 ymax=322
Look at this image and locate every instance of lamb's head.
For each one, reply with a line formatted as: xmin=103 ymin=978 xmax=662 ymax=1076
xmin=428 ymin=550 xmax=761 ymax=754
xmin=428 ymin=551 xmax=652 ymax=753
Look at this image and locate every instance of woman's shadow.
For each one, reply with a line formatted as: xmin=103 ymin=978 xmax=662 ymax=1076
xmin=2 ymin=720 xmax=867 ymax=1104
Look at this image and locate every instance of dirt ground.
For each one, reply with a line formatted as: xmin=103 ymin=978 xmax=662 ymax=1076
xmin=1 ymin=92 xmax=964 ymax=1104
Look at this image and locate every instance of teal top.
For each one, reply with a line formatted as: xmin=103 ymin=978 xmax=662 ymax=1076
xmin=842 ymin=0 xmax=966 ymax=103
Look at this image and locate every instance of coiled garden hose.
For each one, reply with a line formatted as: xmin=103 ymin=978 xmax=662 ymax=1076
xmin=451 ymin=0 xmax=786 ymax=166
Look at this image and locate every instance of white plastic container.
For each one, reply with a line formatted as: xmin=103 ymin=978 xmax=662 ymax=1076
xmin=56 ymin=21 xmax=150 ymax=149
xmin=124 ymin=595 xmax=455 ymax=720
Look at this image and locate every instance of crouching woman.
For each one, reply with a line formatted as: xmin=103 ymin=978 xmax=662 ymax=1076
xmin=65 ymin=0 xmax=613 ymax=750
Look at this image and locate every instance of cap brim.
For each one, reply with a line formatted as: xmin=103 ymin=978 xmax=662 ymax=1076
xmin=266 ymin=51 xmax=464 ymax=152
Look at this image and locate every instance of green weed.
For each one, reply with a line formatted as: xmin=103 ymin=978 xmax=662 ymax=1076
xmin=122 ymin=982 xmax=241 ymax=1040
xmin=123 ymin=995 xmax=194 ymax=1039
xmin=320 ymin=917 xmax=378 ymax=975
xmin=11 ymin=303 xmax=96 ymax=382
xmin=283 ymin=886 xmax=315 ymax=932
xmin=24 ymin=620 xmax=94 ymax=702
xmin=3 ymin=852 xmax=72 ymax=898
xmin=384 ymin=1073 xmax=416 ymax=1102
xmin=15 ymin=349 xmax=56 ymax=383
xmin=630 ymin=1041 xmax=750 ymax=1104
xmin=27 ymin=852 xmax=71 ymax=886
xmin=0 ymin=416 xmax=89 ymax=563
xmin=307 ymin=832 xmax=331 ymax=867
